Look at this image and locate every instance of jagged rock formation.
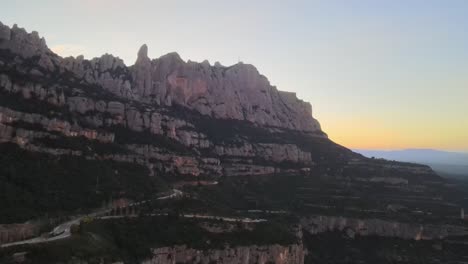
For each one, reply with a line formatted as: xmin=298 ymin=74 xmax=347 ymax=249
xmin=0 ymin=21 xmax=340 ymax=180
xmin=142 ymin=244 xmax=304 ymax=264
xmin=0 ymin=22 xmax=321 ymax=133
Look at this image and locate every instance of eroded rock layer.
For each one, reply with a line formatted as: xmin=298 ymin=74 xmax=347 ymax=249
xmin=142 ymin=244 xmax=304 ymax=264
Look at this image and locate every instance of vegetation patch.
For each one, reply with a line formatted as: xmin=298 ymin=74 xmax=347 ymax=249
xmin=0 ymin=90 xmax=72 ymax=120
xmin=111 ymin=125 xmax=191 ymax=154
xmin=35 ymin=135 xmax=128 ymax=155
xmin=303 ymin=231 xmax=468 ymax=264
xmin=0 ymin=143 xmax=161 ymax=223
xmin=0 ymin=216 xmax=297 ymax=263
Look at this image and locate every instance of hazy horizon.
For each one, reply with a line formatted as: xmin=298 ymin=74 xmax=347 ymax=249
xmin=354 ymin=148 xmax=468 ymax=153
xmin=354 ymin=148 xmax=468 ymax=177
xmin=2 ymin=0 xmax=467 ymax=151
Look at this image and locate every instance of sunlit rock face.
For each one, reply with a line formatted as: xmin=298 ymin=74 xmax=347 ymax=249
xmin=93 ymin=42 xmax=320 ymax=132
xmin=128 ymin=43 xmax=323 ymax=133
xmin=0 ymin=21 xmax=322 ymax=133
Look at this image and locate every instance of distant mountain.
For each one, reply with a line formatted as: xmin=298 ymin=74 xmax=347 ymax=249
xmin=354 ymin=149 xmax=468 ymax=177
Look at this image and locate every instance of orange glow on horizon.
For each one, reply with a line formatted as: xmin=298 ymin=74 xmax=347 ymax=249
xmin=321 ymin=116 xmax=468 ymax=151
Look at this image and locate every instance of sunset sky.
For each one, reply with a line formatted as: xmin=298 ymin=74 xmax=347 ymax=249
xmin=2 ymin=0 xmax=467 ymax=151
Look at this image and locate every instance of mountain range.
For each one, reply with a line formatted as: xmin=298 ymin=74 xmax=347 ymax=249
xmin=355 ymin=149 xmax=468 ymax=178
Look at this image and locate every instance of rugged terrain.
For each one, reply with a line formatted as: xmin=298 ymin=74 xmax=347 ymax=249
xmin=1 ymin=22 xmax=468 ymax=264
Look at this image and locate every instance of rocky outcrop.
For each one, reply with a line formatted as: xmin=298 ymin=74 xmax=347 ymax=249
xmin=129 ymin=48 xmax=322 ymax=132
xmin=0 ymin=106 xmax=114 ymax=143
xmin=0 ymin=22 xmax=58 ymax=73
xmin=25 ymin=243 xmax=304 ymax=264
xmin=142 ymin=244 xmax=304 ymax=264
xmin=301 ymin=215 xmax=468 ymax=240
xmin=215 ymin=143 xmax=313 ymax=164
xmin=0 ymin=23 xmax=48 ymax=58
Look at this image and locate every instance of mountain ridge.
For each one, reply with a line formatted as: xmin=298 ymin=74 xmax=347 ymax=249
xmin=354 ymin=149 xmax=468 ymax=166
xmin=0 ymin=21 xmax=323 ymax=134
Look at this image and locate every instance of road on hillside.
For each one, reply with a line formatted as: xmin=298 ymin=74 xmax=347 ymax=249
xmin=1 ymin=189 xmax=182 ymax=248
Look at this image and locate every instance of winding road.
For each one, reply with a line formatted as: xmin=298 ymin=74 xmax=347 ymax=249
xmin=1 ymin=189 xmax=268 ymax=248
xmin=1 ymin=189 xmax=182 ymax=248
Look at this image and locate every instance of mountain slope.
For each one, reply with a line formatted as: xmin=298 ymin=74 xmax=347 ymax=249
xmin=0 ymin=21 xmax=355 ymax=222
xmin=0 ymin=21 xmax=459 ymax=218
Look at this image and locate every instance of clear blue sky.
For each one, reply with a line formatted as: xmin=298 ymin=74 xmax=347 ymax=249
xmin=2 ymin=0 xmax=467 ymax=150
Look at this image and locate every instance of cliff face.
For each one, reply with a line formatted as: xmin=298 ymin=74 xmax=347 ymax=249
xmin=142 ymin=244 xmax=304 ymax=264
xmin=79 ymin=44 xmax=321 ymax=132
xmin=0 ymin=22 xmax=321 ymax=133
xmin=0 ymin=21 xmax=344 ymax=180
xmin=37 ymin=244 xmax=304 ymax=264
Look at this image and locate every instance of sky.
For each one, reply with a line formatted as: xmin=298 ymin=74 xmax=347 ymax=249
xmin=1 ymin=0 xmax=467 ymax=151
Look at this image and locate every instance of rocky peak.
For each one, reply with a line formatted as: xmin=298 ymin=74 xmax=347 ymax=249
xmin=136 ymin=44 xmax=149 ymax=62
xmin=0 ymin=22 xmax=49 ymax=58
xmin=91 ymin=53 xmax=126 ymax=72
xmin=155 ymin=51 xmax=184 ymax=67
xmin=0 ymin=22 xmax=11 ymax=41
xmin=132 ymin=44 xmax=153 ymax=98
xmin=127 ymin=44 xmax=323 ymax=132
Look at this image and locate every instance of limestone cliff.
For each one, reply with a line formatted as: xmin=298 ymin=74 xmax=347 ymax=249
xmin=0 ymin=21 xmax=342 ymax=180
xmin=0 ymin=22 xmax=321 ymax=133
xmin=142 ymin=244 xmax=304 ymax=264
